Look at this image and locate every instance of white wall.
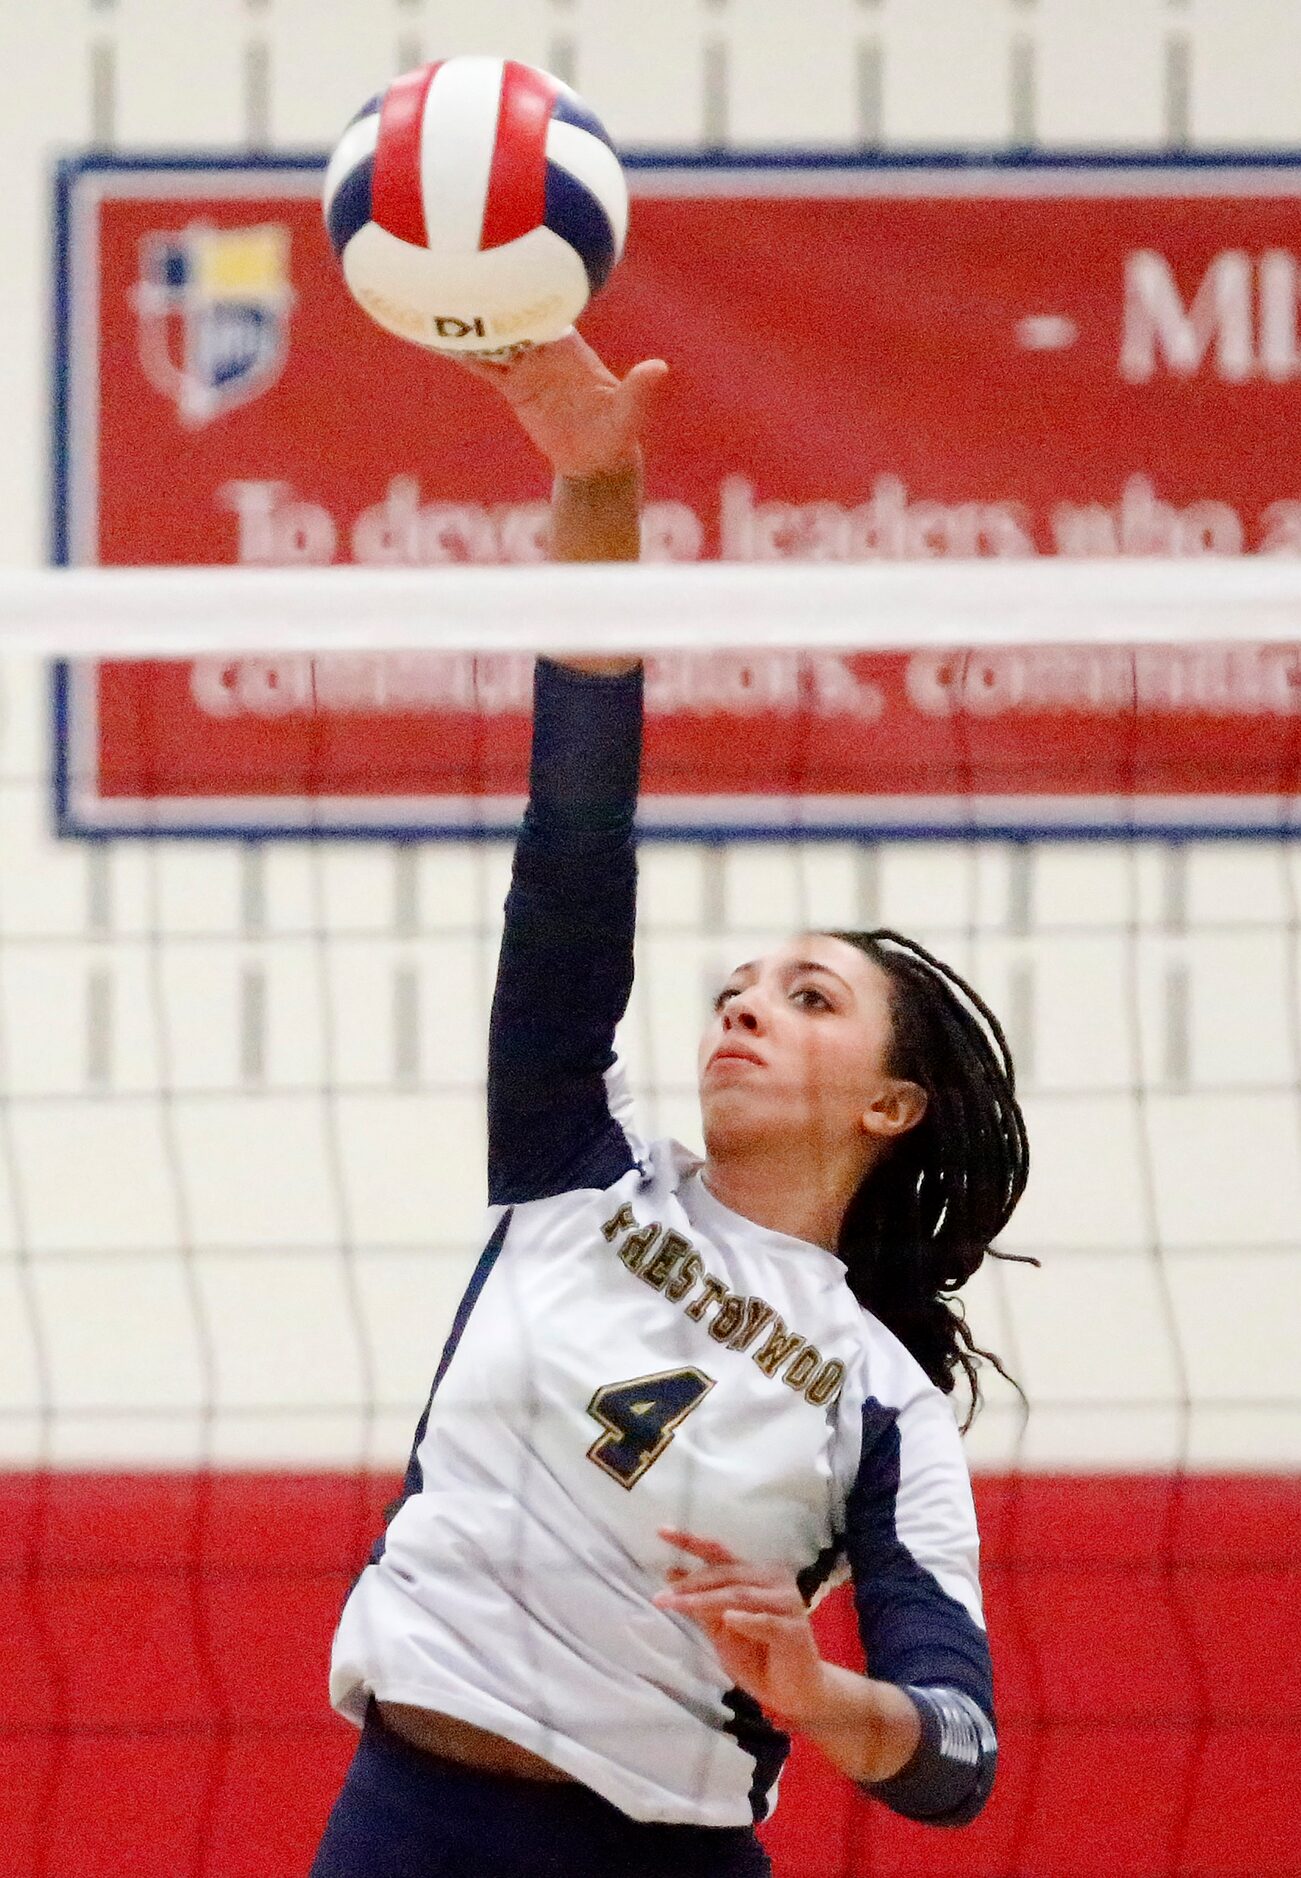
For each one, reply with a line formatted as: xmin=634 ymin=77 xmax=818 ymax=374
xmin=0 ymin=0 xmax=1298 ymax=1473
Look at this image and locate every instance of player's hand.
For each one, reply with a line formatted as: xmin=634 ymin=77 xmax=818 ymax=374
xmin=455 ymin=330 xmax=668 ymax=479
xmin=654 ymin=1528 xmax=831 ymax=1729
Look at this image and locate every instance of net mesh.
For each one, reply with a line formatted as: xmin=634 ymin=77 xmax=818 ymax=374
xmin=1 ymin=570 xmax=1299 ymax=1878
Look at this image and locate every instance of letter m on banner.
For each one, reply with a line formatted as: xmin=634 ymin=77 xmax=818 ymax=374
xmin=1121 ymin=247 xmax=1301 ymax=384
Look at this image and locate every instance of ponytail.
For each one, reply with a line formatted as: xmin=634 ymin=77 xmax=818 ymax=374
xmin=829 ymin=930 xmax=1034 ymax=1429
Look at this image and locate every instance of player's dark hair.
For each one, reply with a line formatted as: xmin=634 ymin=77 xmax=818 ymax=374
xmin=827 ymin=929 xmax=1034 ymax=1430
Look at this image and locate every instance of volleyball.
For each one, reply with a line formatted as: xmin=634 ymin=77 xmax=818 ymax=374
xmin=323 ymin=57 xmax=629 ymax=356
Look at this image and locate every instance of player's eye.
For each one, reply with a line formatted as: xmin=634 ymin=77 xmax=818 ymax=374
xmin=712 ymin=985 xmax=740 ymax=1012
xmin=792 ymin=983 xmax=832 ymax=1011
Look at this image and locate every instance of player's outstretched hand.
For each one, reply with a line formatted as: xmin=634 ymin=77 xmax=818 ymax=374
xmin=456 ymin=330 xmax=668 ymax=480
xmin=654 ymin=1528 xmax=830 ymax=1729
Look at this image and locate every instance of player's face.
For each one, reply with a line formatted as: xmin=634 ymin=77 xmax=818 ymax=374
xmin=698 ymin=934 xmax=926 ymax=1160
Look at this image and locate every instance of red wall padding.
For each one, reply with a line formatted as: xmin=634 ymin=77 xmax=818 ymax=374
xmin=1 ymin=1474 xmax=1297 ymax=1878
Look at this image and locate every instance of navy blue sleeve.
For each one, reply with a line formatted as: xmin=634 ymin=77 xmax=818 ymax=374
xmin=845 ymin=1398 xmax=998 ymax=1827
xmin=487 ymin=658 xmax=643 ymax=1207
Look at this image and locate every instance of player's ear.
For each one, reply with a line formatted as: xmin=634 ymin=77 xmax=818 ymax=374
xmin=860 ymin=1079 xmax=927 ymax=1141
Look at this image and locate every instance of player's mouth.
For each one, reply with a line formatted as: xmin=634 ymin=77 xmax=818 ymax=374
xmin=706 ymin=1044 xmax=765 ymax=1073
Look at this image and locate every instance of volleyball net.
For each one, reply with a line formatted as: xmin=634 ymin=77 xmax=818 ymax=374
xmin=2 ymin=560 xmax=1299 ymax=1878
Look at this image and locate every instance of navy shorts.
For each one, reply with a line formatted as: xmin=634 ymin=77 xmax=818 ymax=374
xmin=309 ymin=1707 xmax=773 ymax=1878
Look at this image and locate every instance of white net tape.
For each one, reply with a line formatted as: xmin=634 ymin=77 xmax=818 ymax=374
xmin=6 ymin=557 xmax=1301 ymax=653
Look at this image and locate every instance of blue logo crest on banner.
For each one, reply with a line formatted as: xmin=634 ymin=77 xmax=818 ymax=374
xmin=134 ymin=222 xmax=294 ymax=426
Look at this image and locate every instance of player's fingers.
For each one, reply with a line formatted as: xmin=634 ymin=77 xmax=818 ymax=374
xmin=655 ymin=1585 xmax=798 ymax=1620
xmin=721 ymin=1610 xmax=802 ymax=1640
xmin=450 ymin=354 xmax=516 ymax=387
xmin=518 ymin=327 xmax=620 ymax=389
xmin=664 ymin=1567 xmax=743 ymax=1593
xmin=659 ymin=1528 xmax=738 ymax=1566
xmin=663 ymin=1562 xmax=788 ymax=1595
xmin=549 ymin=326 xmax=620 ymax=380
xmin=678 ymin=1612 xmax=734 ymax=1654
xmin=656 ymin=1584 xmax=776 ymax=1611
xmin=468 ymin=330 xmax=619 ymax=409
xmin=621 ymin=358 xmax=669 ymax=428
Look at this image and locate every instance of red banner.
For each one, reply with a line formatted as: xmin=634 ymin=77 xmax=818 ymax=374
xmin=55 ymin=156 xmax=1301 ymax=835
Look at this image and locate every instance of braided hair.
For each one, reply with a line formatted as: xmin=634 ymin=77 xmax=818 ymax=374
xmin=827 ymin=929 xmax=1033 ymax=1430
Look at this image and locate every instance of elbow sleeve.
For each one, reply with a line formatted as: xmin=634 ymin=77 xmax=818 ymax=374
xmin=863 ymin=1686 xmax=997 ymax=1828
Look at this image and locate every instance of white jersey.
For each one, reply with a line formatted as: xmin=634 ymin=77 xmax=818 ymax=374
xmin=330 ymin=661 xmax=996 ymax=1830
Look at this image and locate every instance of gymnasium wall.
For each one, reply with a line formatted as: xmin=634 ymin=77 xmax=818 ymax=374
xmin=1 ymin=6 xmax=1299 ymax=1877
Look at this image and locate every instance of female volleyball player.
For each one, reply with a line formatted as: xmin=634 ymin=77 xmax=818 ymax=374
xmin=311 ymin=336 xmax=1028 ymax=1878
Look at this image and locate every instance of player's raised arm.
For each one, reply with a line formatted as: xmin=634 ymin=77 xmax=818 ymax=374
xmin=463 ymin=336 xmax=667 ymax=1205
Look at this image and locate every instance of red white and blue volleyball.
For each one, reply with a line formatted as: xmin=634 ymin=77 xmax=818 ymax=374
xmin=324 ymin=57 xmax=629 ymax=354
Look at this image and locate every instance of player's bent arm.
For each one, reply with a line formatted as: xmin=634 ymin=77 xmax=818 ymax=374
xmin=842 ymin=1391 xmax=999 ymax=1825
xmin=657 ymin=1524 xmax=991 ymax=1826
xmin=778 ymin=1662 xmax=922 ymax=1785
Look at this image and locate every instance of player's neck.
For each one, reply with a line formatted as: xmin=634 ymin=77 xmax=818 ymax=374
xmin=702 ymin=1144 xmax=864 ymax=1254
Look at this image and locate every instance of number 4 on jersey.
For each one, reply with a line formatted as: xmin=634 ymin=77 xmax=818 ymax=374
xmin=585 ymin=1367 xmax=714 ymax=1489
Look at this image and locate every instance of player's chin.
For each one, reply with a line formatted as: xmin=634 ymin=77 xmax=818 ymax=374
xmin=700 ymin=1081 xmax=784 ymax=1147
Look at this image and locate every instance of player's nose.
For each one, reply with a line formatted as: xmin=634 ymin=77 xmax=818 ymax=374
xmin=721 ymin=994 xmax=762 ymax=1033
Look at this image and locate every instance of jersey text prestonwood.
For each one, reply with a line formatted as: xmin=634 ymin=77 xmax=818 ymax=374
xmin=601 ymin=1202 xmax=847 ymax=1410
